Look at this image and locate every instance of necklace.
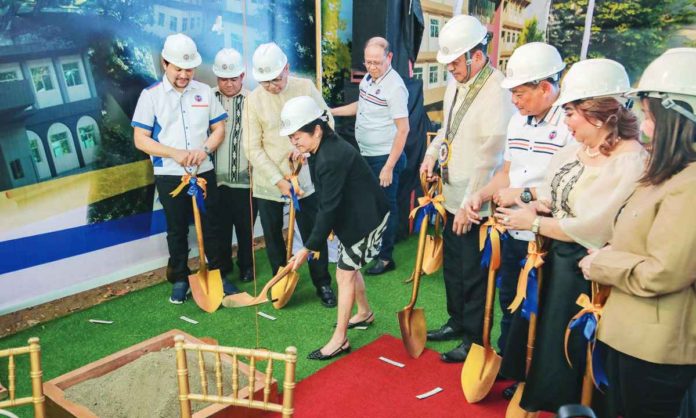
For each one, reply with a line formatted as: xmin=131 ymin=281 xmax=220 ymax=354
xmin=583 ymin=146 xmax=601 ymax=158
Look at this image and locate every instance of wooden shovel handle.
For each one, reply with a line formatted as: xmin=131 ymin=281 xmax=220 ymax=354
xmin=406 ymin=215 xmax=430 ymax=309
xmin=192 ymin=194 xmax=207 ymax=275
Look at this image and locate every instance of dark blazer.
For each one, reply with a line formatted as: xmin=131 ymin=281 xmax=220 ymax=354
xmin=304 ymin=133 xmax=389 ymax=251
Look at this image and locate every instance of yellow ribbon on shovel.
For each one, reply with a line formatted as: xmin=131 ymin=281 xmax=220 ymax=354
xmin=508 ymin=241 xmax=546 ymax=314
xmin=169 ymin=174 xmax=208 ymax=199
xmin=563 ymin=292 xmax=605 ymax=390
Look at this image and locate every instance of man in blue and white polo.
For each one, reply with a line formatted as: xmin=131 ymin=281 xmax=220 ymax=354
xmin=132 ymin=33 xmax=235 ymax=304
xmin=463 ymin=42 xmax=574 ymax=397
xmin=331 ymin=36 xmax=410 ymax=275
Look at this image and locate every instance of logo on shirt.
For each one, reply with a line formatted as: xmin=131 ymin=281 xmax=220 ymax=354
xmin=375 ymin=88 xmax=381 ymax=95
xmin=549 ymin=130 xmax=557 ymax=140
xmin=195 ymin=95 xmax=202 ymax=102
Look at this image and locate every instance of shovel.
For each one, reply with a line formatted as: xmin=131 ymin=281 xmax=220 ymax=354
xmin=422 ymin=177 xmax=444 ymax=275
xmin=270 ymin=158 xmax=303 ymax=309
xmin=222 ymin=264 xmax=294 ymax=308
xmin=188 ymin=184 xmax=224 ymax=313
xmin=506 ymin=238 xmax=544 ymax=418
xmin=397 ymin=213 xmax=430 ymax=358
xmin=270 ymin=193 xmax=300 ymax=309
xmin=461 ymin=215 xmax=504 ymax=403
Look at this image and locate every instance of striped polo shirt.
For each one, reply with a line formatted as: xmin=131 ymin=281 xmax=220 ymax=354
xmin=354 ymin=67 xmax=409 ymax=156
xmin=504 ymin=106 xmax=574 ymax=240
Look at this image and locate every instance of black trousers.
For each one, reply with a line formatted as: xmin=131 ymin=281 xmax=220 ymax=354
xmin=603 ymin=342 xmax=696 ymax=418
xmin=218 ymin=185 xmax=257 ymax=276
xmin=442 ymin=212 xmax=486 ymax=344
xmin=497 ymin=237 xmax=530 ymax=354
xmin=155 ymin=170 xmax=224 ymax=284
xmin=256 ymin=194 xmax=331 ymax=290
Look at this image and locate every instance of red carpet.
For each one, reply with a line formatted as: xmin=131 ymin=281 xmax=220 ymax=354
xmin=293 ymin=334 xmax=515 ymax=418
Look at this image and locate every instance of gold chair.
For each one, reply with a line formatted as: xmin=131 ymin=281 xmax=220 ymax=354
xmin=0 ymin=337 xmax=45 ymax=418
xmin=174 ymin=335 xmax=297 ymax=418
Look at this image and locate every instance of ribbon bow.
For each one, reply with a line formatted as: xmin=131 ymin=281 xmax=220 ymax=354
xmin=409 ymin=193 xmax=447 ymax=233
xmin=479 ymin=216 xmax=507 ymax=271
xmin=169 ymin=174 xmax=208 ymax=213
xmin=564 ymin=293 xmax=609 ymax=389
xmin=508 ymin=240 xmax=545 ymax=314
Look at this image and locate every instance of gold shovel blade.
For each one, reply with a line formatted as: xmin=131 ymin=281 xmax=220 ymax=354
xmin=461 ymin=343 xmax=502 ymax=403
xmin=422 ymin=235 xmax=443 ymax=275
xmin=505 ymin=382 xmax=539 ymax=418
xmin=188 ymin=268 xmax=224 ymax=313
xmin=271 ymin=270 xmax=300 ymax=309
xmin=397 ymin=307 xmax=427 ymax=358
xmin=221 ymin=291 xmax=267 ymax=308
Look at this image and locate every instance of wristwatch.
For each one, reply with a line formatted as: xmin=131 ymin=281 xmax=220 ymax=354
xmin=203 ymin=145 xmax=212 ymax=156
xmin=531 ymin=216 xmax=541 ymax=234
xmin=520 ymin=187 xmax=533 ymax=203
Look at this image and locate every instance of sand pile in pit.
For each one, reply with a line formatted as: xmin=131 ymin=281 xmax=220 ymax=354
xmin=65 ymin=348 xmax=250 ymax=418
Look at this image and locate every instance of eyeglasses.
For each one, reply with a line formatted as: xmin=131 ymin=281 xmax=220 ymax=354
xmin=259 ymin=73 xmax=285 ymax=87
xmin=363 ymin=60 xmax=385 ymax=68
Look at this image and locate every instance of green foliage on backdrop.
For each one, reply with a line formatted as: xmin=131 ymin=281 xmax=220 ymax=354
xmin=322 ymin=0 xmax=352 ymax=104
xmin=549 ymin=0 xmax=696 ymax=80
xmin=517 ymin=17 xmax=546 ymax=47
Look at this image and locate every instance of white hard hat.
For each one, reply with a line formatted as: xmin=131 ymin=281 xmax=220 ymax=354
xmin=554 ymin=58 xmax=630 ymax=106
xmin=500 ymin=42 xmax=566 ymax=89
xmin=213 ymin=48 xmax=244 ymax=78
xmin=252 ymin=42 xmax=288 ymax=82
xmin=627 ymin=48 xmax=696 ymax=122
xmin=279 ymin=96 xmax=324 ymax=136
xmin=161 ymin=33 xmax=201 ymax=69
xmin=437 ymin=15 xmax=488 ymax=64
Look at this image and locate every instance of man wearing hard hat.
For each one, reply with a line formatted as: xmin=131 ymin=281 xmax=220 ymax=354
xmin=419 ymin=15 xmax=515 ymax=362
xmin=243 ymin=42 xmax=337 ymax=308
xmin=132 ymin=33 xmax=235 ymax=304
xmin=211 ymin=48 xmax=257 ymax=285
xmin=463 ymin=42 xmax=573 ymax=398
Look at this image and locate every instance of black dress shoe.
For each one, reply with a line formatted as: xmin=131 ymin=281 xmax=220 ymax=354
xmin=366 ymin=259 xmax=396 ymax=275
xmin=440 ymin=342 xmax=472 ymax=363
xmin=348 ymin=312 xmax=375 ymax=329
xmin=502 ymin=382 xmax=519 ymax=401
xmin=307 ymin=340 xmax=351 ymax=360
xmin=316 ymin=285 xmax=337 ymax=308
xmin=427 ymin=324 xmax=465 ymax=341
xmin=239 ymin=269 xmax=254 ymax=283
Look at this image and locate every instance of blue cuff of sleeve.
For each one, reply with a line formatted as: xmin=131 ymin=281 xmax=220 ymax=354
xmin=209 ymin=112 xmax=228 ymax=125
xmin=131 ymin=121 xmax=154 ymax=131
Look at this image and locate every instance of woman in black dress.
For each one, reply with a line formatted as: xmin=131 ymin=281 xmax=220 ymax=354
xmin=280 ymin=96 xmax=390 ymax=360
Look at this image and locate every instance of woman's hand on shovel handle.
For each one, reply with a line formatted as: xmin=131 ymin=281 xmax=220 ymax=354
xmin=291 ymin=248 xmax=310 ymax=271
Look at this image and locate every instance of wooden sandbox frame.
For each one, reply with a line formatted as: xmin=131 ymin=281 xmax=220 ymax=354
xmin=43 ymin=329 xmax=278 ymax=417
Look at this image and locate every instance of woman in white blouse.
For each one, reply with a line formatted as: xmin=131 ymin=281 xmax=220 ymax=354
xmin=495 ymin=59 xmax=647 ymax=413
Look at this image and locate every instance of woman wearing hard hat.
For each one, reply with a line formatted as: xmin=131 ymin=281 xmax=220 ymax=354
xmin=579 ymin=48 xmax=696 ymax=418
xmin=281 ymin=96 xmax=389 ymax=360
xmin=495 ymin=58 xmax=647 ymax=412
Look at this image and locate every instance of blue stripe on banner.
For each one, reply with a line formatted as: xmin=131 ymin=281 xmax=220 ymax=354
xmin=0 ymin=210 xmax=167 ymax=274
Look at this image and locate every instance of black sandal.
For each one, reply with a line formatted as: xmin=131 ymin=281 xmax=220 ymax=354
xmin=348 ymin=312 xmax=375 ymax=329
xmin=307 ymin=339 xmax=351 ymax=360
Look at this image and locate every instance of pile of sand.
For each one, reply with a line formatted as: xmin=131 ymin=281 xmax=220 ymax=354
xmin=65 ymin=349 xmax=249 ymax=418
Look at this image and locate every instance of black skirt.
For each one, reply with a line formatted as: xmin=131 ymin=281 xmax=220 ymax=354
xmin=500 ymin=240 xmax=602 ymax=413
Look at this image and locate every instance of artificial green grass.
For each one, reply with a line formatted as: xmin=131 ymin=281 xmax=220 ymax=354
xmin=0 ymin=235 xmax=502 ymax=416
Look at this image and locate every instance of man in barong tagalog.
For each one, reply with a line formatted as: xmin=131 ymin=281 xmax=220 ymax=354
xmin=419 ymin=15 xmax=515 ymax=362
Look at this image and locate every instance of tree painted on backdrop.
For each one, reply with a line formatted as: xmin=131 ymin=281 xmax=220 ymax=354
xmin=321 ymin=0 xmax=351 ymax=104
xmin=548 ymin=0 xmax=696 ymax=80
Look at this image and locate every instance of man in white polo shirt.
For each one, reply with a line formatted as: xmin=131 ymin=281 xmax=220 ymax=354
xmin=331 ymin=37 xmax=409 ymax=275
xmin=132 ymin=33 xmax=234 ymax=304
xmin=243 ymin=42 xmax=337 ymax=307
xmin=463 ymin=42 xmax=573 ymax=398
xmin=211 ymin=48 xmax=257 ymax=284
